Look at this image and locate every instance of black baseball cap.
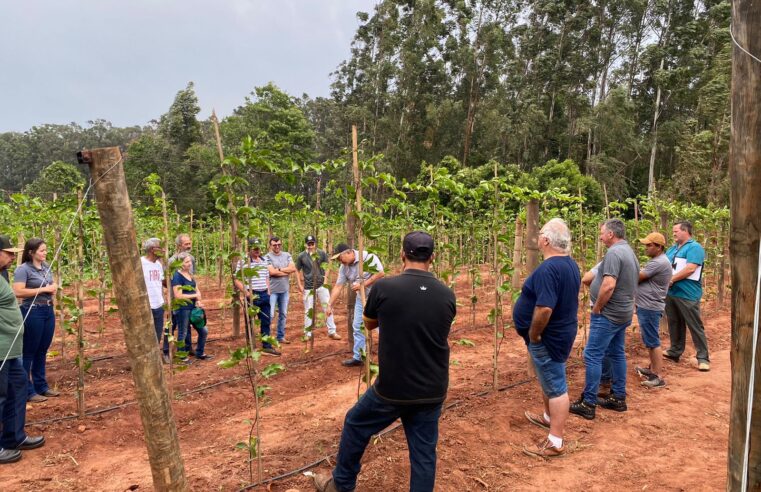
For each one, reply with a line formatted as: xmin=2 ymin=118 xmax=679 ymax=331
xmin=305 ymin=235 xmax=316 ymax=244
xmin=331 ymin=243 xmax=351 ymax=260
xmin=247 ymin=237 xmax=262 ymax=248
xmin=403 ymin=231 xmax=434 ymax=261
xmin=0 ymin=235 xmax=22 ymax=253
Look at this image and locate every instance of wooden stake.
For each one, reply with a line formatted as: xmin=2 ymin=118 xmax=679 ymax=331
xmin=525 ymin=199 xmax=540 ymax=274
xmin=83 ymin=147 xmax=187 ymax=491
xmin=511 ymin=216 xmax=524 ymax=291
xmin=75 ymin=189 xmax=86 ymax=418
xmin=352 ymin=125 xmax=372 ymax=390
xmin=211 ymin=109 xmax=241 ymax=338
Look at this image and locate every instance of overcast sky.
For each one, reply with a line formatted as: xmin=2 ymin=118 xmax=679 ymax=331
xmin=0 ymin=0 xmax=377 ymax=132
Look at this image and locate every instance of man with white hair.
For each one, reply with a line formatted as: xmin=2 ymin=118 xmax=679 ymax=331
xmin=513 ymin=218 xmax=580 ymax=458
xmin=140 ymin=238 xmax=167 ymax=363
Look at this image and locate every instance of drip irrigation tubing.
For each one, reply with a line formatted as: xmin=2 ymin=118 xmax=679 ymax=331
xmin=236 ymin=377 xmax=535 ymax=491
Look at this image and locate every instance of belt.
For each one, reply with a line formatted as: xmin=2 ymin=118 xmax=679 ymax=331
xmin=26 ymin=300 xmax=53 ymax=307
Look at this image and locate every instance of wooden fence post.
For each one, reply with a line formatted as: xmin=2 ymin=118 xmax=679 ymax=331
xmin=81 ymin=147 xmax=187 ymax=491
xmin=727 ymin=2 xmax=761 ymax=488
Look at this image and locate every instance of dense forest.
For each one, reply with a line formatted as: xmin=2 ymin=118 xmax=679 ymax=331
xmin=0 ymin=0 xmax=730 ymax=213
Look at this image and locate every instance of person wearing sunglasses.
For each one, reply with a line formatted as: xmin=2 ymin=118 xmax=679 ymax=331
xmin=266 ymin=236 xmax=296 ymax=345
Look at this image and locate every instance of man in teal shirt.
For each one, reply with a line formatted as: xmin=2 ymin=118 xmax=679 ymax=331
xmin=0 ymin=235 xmax=46 ymax=463
xmin=662 ymin=221 xmax=711 ymax=371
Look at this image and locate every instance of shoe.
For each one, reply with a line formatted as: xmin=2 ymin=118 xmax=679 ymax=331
xmin=524 ymin=410 xmax=550 ymax=430
xmin=312 ymin=472 xmax=339 ymax=492
xmin=522 ymin=438 xmax=565 ymax=459
xmin=569 ymin=398 xmax=596 ymax=420
xmin=341 ymin=358 xmax=363 ymax=367
xmin=28 ymin=394 xmax=47 ymax=403
xmin=41 ymin=389 xmax=60 ymax=397
xmin=278 ymin=338 xmax=291 ymax=345
xmin=641 ymin=377 xmax=666 ymax=388
xmin=698 ymin=361 xmax=710 ymax=372
xmin=0 ymin=448 xmax=21 ymax=464
xmin=599 ymin=395 xmax=628 ymax=412
xmin=196 ymin=354 xmax=214 ymax=360
xmin=262 ymin=348 xmax=282 ymax=357
xmin=636 ymin=366 xmax=656 ymax=379
xmin=328 ymin=333 xmax=342 ymax=340
xmin=663 ymin=352 xmax=680 ymax=363
xmin=179 ymin=357 xmax=190 ymax=363
xmin=162 ymin=353 xmax=170 ymax=364
xmin=188 ymin=350 xmax=196 ymax=357
xmin=15 ymin=436 xmax=45 ymax=450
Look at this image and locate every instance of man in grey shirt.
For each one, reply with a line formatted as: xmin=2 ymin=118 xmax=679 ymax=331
xmin=634 ymin=232 xmax=672 ymax=388
xmin=266 ymin=236 xmax=296 ymax=343
xmin=571 ymin=218 xmax=639 ymax=420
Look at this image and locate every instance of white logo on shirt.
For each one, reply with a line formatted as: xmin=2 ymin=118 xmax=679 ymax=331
xmin=420 ymin=285 xmax=427 ymax=291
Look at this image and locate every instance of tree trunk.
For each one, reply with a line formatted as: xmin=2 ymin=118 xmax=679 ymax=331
xmin=82 ymin=147 xmax=187 ymax=491
xmin=727 ymin=1 xmax=761 ymax=489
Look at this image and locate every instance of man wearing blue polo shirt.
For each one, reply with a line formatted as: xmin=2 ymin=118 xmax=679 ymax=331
xmin=663 ymin=221 xmax=710 ymax=371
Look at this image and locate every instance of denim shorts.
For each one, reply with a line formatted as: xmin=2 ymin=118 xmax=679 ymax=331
xmin=528 ymin=341 xmax=568 ymax=398
xmin=636 ymin=307 xmax=662 ymax=349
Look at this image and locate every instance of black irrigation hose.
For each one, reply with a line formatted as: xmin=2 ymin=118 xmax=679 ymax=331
xmin=236 ymin=377 xmax=535 ymax=491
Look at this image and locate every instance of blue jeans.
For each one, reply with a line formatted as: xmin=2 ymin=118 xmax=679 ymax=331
xmin=528 ymin=341 xmax=568 ymax=399
xmin=246 ymin=291 xmax=272 ymax=349
xmin=270 ymin=291 xmax=289 ymax=341
xmin=582 ymin=313 xmax=630 ymax=403
xmin=333 ymin=388 xmax=442 ymax=492
xmin=20 ymin=304 xmax=55 ymax=398
xmin=151 ymin=307 xmax=164 ymax=344
xmin=0 ymin=357 xmax=28 ymax=449
xmin=164 ymin=312 xmax=192 ymax=355
xmin=174 ymin=309 xmax=208 ymax=357
xmin=637 ymin=307 xmax=662 ymax=348
xmin=351 ymin=294 xmax=365 ymax=361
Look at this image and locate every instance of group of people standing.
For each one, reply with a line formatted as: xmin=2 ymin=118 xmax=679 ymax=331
xmin=514 ymin=218 xmax=710 ymax=459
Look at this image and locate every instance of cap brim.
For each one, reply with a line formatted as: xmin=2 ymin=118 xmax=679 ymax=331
xmin=1 ymin=247 xmax=22 ymax=253
xmin=638 ymin=238 xmax=649 ymax=244
xmin=330 ymin=253 xmax=341 ymax=260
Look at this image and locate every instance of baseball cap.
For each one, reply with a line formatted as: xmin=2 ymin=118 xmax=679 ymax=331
xmin=403 ymin=231 xmax=434 ymax=260
xmin=639 ymin=232 xmax=666 ymax=247
xmin=331 ymin=243 xmax=351 ymax=260
xmin=0 ymin=235 xmax=22 ymax=253
xmin=247 ymin=237 xmax=262 ymax=248
xmin=305 ymin=235 xmax=316 ymax=244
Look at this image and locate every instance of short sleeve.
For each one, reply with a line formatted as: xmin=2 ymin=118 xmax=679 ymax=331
xmin=295 ymin=253 xmax=304 ymax=271
xmin=171 ymin=271 xmax=182 ymax=287
xmin=533 ymin=267 xmax=560 ymax=310
xmin=367 ymin=253 xmax=384 ymax=273
xmin=363 ymin=283 xmax=381 ymax=319
xmin=642 ymin=260 xmax=661 ymax=279
xmin=685 ymin=244 xmax=705 ymax=265
xmin=336 ymin=266 xmax=347 ymax=285
xmin=602 ymin=252 xmax=623 ymax=279
xmin=13 ymin=264 xmax=28 ymax=284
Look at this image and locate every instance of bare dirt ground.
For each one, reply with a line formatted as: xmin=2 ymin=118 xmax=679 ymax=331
xmin=2 ymin=268 xmax=730 ymax=491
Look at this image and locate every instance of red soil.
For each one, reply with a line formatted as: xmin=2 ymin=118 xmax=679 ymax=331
xmin=2 ymin=270 xmax=730 ymax=491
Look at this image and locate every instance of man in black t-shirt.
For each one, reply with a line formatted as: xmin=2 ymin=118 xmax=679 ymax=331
xmin=313 ymin=231 xmax=456 ymax=492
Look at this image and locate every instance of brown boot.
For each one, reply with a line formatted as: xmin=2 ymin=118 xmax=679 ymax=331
xmin=313 ymin=472 xmax=339 ymax=492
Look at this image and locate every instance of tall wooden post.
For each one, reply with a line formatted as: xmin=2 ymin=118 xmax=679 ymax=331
xmin=525 ymin=199 xmax=540 ymax=275
xmin=211 ymin=110 xmax=241 ymax=338
xmin=728 ymin=3 xmax=761 ymax=490
xmin=82 ymin=147 xmax=187 ymax=491
xmin=511 ymin=217 xmax=524 ymax=290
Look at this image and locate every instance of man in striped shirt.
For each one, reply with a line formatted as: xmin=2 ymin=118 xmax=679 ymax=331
xmin=234 ymin=238 xmax=279 ymax=356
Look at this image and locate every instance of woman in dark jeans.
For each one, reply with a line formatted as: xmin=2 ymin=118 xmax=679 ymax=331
xmin=171 ymin=252 xmax=211 ymax=361
xmin=12 ymin=238 xmax=59 ymax=403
